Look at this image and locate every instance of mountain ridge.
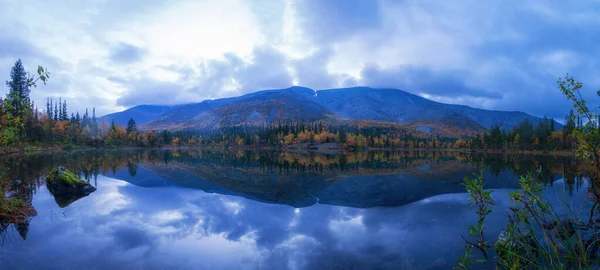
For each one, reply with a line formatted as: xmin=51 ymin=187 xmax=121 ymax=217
xmin=100 ymin=86 xmax=562 ymax=135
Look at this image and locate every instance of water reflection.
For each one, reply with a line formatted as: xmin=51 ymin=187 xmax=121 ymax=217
xmin=0 ymin=149 xmax=590 ymax=269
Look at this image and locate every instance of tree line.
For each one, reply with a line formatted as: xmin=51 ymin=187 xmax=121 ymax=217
xmin=2 ymin=59 xmax=596 ymax=152
xmin=462 ymin=111 xmax=596 ymax=152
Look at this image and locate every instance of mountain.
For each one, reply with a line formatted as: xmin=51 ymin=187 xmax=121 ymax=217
xmin=404 ymin=114 xmax=487 ymax=136
xmin=100 ymin=105 xmax=172 ymax=126
xmin=313 ymin=87 xmax=553 ymax=130
xmin=183 ymin=87 xmax=339 ymax=129
xmin=102 ymin=86 xmax=562 ymax=133
xmin=141 ymin=98 xmax=237 ymax=130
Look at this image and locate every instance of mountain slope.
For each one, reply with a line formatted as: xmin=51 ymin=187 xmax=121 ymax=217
xmin=184 ymin=87 xmax=339 ymax=128
xmin=140 ymin=98 xmax=237 ymax=130
xmin=104 ymin=86 xmax=562 ymax=133
xmin=313 ymin=87 xmax=558 ymax=130
xmin=100 ymin=105 xmax=172 ymax=126
xmin=404 ymin=114 xmax=487 ymax=136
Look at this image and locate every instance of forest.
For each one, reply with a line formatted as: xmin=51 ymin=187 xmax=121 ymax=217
xmin=0 ymin=60 xmax=592 ymax=152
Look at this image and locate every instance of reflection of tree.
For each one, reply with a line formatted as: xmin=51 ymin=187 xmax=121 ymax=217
xmin=127 ymin=162 xmax=138 ymax=178
xmin=0 ymin=149 xmax=583 ymax=188
xmin=15 ymin=221 xmax=30 ymax=240
xmin=0 ymin=180 xmax=36 ymax=242
xmin=0 ymin=218 xmax=32 ymax=244
xmin=0 ymin=222 xmax=9 ymax=245
xmin=0 ymin=148 xmax=589 ymax=244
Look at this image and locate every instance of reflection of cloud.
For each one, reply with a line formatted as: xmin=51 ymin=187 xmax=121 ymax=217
xmin=328 ymin=215 xmax=365 ymax=235
xmin=155 ymin=233 xmax=262 ymax=269
xmin=112 ymin=226 xmax=153 ymax=251
xmin=151 ymin=210 xmax=185 ymax=225
xmin=7 ymin=174 xmax=594 ymax=270
xmin=223 ymin=200 xmax=244 ymax=215
xmin=92 ymin=180 xmax=131 ymax=215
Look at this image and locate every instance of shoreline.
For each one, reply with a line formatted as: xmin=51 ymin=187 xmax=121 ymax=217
xmin=0 ymin=143 xmax=577 ymax=157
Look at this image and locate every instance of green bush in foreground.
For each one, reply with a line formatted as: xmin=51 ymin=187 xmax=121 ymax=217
xmin=456 ymin=169 xmax=600 ymax=269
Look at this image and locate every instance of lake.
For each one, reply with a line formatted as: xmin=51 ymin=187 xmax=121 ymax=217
xmin=0 ymin=149 xmax=591 ymax=269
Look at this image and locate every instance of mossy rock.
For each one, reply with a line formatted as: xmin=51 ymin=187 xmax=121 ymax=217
xmin=46 ymin=166 xmax=96 ymax=208
xmin=47 ymin=166 xmax=88 ymax=185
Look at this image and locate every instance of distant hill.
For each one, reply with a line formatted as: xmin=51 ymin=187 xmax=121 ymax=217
xmin=312 ymin=87 xmax=554 ymax=130
xmin=102 ymin=86 xmax=562 ymax=135
xmin=100 ymin=105 xmax=172 ymax=126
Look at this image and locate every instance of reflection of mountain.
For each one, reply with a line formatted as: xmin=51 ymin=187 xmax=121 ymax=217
xmin=121 ymin=157 xmax=522 ymax=208
xmin=0 ymin=149 xmax=581 ymax=244
xmin=0 ymin=148 xmax=579 ymax=209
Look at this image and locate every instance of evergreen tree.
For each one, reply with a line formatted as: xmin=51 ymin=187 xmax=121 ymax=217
xmin=62 ymin=99 xmax=67 ymax=120
xmin=91 ymin=107 xmax=98 ymax=136
xmin=58 ymin=98 xmax=62 ymax=120
xmin=5 ymin=59 xmax=31 ymax=119
xmin=82 ymin=109 xmax=90 ymax=129
xmin=54 ymin=100 xmax=58 ymax=121
xmin=126 ymin=118 xmax=137 ymax=134
xmin=46 ymin=98 xmax=53 ymax=120
xmin=34 ymin=104 xmax=39 ymax=122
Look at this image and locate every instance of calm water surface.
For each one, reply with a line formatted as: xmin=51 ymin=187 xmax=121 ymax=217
xmin=0 ymin=150 xmax=591 ymax=269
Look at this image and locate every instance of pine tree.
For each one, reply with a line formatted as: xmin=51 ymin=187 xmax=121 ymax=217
xmin=91 ymin=107 xmax=98 ymax=136
xmin=83 ymin=108 xmax=89 ymax=129
xmin=5 ymin=59 xmax=31 ymax=119
xmin=54 ymin=100 xmax=58 ymax=121
xmin=46 ymin=98 xmax=52 ymax=120
xmin=126 ymin=118 xmax=137 ymax=134
xmin=58 ymin=98 xmax=62 ymax=120
xmin=62 ymin=99 xmax=67 ymax=120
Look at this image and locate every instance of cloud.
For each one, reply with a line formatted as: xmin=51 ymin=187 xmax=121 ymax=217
xmin=360 ymin=64 xmax=503 ymax=100
xmin=114 ymin=46 xmax=294 ymax=106
xmin=109 ymin=43 xmax=145 ymax=63
xmin=291 ymin=48 xmax=339 ymax=89
xmin=116 ymin=80 xmax=181 ymax=107
xmin=0 ymin=0 xmax=599 ymax=119
xmin=294 ymin=0 xmax=381 ymax=43
xmin=234 ymin=46 xmax=294 ymax=93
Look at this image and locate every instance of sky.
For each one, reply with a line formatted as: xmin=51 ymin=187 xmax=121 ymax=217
xmin=1 ymin=0 xmax=599 ymax=119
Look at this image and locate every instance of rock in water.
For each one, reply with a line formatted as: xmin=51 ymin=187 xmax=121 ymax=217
xmin=46 ymin=166 xmax=96 ymax=208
